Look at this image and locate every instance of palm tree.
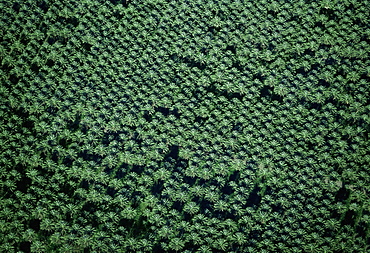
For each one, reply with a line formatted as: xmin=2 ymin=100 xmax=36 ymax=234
xmin=199 ymin=166 xmax=213 ymax=180
xmin=22 ymin=228 xmax=37 ymax=243
xmin=184 ymin=201 xmax=200 ymax=215
xmin=214 ymin=200 xmax=229 ymax=212
xmin=215 ymin=238 xmax=229 ymax=251
xmin=184 ymin=165 xmax=197 ymax=178
xmin=153 ymin=168 xmax=169 ymax=182
xmin=203 ymin=187 xmax=218 ymax=203
xmin=186 ymin=231 xmax=202 ymax=246
xmin=156 ymin=225 xmax=172 ymax=240
xmin=40 ymin=218 xmax=54 ymax=232
xmin=31 ymin=240 xmax=47 ymax=253
xmin=197 ymin=245 xmax=212 ymax=253
xmin=169 ymin=237 xmax=185 ymax=252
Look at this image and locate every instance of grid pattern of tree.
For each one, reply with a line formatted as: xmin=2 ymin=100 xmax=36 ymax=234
xmin=1 ymin=0 xmax=369 ymax=252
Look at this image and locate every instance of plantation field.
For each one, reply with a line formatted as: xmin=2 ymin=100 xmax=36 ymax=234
xmin=1 ymin=0 xmax=369 ymax=252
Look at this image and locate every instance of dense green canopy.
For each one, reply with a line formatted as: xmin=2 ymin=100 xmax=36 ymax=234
xmin=1 ymin=0 xmax=369 ymax=252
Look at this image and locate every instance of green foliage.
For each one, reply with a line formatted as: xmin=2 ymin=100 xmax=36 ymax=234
xmin=1 ymin=0 xmax=369 ymax=252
